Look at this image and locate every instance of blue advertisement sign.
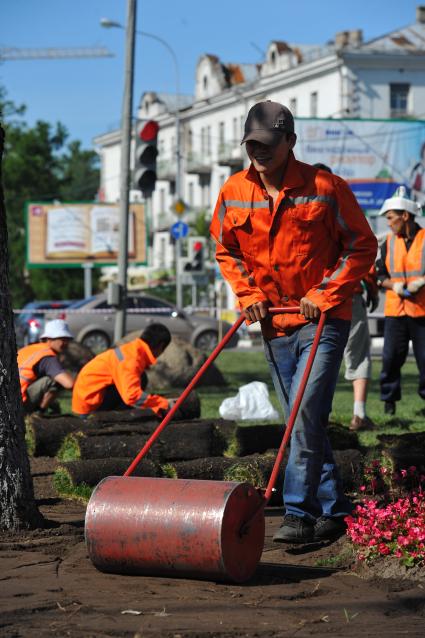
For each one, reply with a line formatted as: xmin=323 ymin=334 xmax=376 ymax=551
xmin=295 ymin=118 xmax=425 ymax=209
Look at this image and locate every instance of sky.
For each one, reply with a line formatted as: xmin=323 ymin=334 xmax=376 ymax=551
xmin=1 ymin=0 xmax=421 ymax=149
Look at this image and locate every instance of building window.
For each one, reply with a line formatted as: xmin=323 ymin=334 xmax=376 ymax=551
xmin=390 ymin=83 xmax=410 ymax=117
xmin=199 ymin=175 xmax=210 ymax=208
xmin=270 ymin=50 xmax=276 ymax=67
xmin=200 ymin=127 xmax=206 ymax=155
xmin=203 ymin=75 xmax=208 ymax=92
xmin=186 ymin=128 xmax=193 ymax=154
xmin=159 ymin=187 xmax=165 ymax=214
xmin=219 ymin=121 xmax=225 ymax=150
xmin=310 ymin=91 xmax=318 ymax=117
xmin=158 ymin=236 xmax=166 ymax=268
xmin=188 ymin=182 xmax=194 ymax=207
xmin=232 ymin=117 xmax=238 ymax=143
xmin=289 ymin=97 xmax=297 ymax=116
xmin=206 ymin=125 xmax=211 ymax=156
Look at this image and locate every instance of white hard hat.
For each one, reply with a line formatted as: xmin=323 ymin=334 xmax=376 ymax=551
xmin=40 ymin=319 xmax=73 ymax=340
xmin=379 ymin=185 xmax=422 ymax=216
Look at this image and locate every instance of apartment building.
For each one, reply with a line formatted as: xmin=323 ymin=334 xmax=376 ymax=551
xmin=94 ymin=6 xmax=425 ymax=281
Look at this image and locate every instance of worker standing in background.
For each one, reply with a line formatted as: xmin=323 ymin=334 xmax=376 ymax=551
xmin=72 ymin=323 xmax=172 ymax=417
xmin=211 ymin=101 xmax=377 ymax=544
xmin=17 ymin=319 xmax=74 ymax=414
xmin=313 ymin=163 xmax=379 ymax=432
xmin=376 ymin=186 xmax=425 ymax=416
xmin=344 ymin=268 xmax=379 ymax=431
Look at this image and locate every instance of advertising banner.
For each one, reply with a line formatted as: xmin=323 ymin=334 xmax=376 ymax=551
xmin=26 ymin=202 xmax=147 ymax=268
xmin=295 ymin=118 xmax=425 ymax=210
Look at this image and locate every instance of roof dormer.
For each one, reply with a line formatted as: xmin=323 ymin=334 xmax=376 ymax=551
xmin=261 ymin=41 xmax=301 ymax=77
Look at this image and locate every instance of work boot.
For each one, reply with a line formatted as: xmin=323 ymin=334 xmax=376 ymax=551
xmin=273 ymin=514 xmax=314 ymax=544
xmin=384 ymin=401 xmax=396 ymax=416
xmin=314 ymin=516 xmax=347 ymax=541
xmin=349 ymin=415 xmax=375 ymax=432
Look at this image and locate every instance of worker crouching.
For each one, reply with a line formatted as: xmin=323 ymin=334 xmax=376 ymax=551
xmin=17 ymin=319 xmax=75 ymax=414
xmin=72 ymin=324 xmax=171 ymax=417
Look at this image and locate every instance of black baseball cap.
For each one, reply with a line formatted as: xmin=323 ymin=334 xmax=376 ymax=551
xmin=241 ymin=100 xmax=295 ymax=145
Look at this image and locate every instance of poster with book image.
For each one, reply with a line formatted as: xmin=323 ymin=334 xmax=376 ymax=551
xmin=26 ymin=202 xmax=146 ymax=267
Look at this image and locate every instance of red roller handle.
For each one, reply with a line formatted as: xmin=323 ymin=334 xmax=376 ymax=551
xmin=124 ymin=306 xmax=301 ymax=476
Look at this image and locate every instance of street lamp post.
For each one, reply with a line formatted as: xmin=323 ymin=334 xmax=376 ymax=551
xmin=105 ymin=1 xmax=137 ymax=342
xmin=101 ymin=18 xmax=184 ymax=308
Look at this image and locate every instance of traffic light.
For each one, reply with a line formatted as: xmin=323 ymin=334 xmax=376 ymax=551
xmin=133 ymin=119 xmax=159 ymax=196
xmin=184 ymin=236 xmax=206 ymax=274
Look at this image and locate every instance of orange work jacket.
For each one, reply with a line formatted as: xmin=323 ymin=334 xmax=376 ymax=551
xmin=210 ymin=153 xmax=378 ymax=338
xmin=384 ymin=229 xmax=425 ymax=317
xmin=18 ymin=343 xmax=57 ymax=402
xmin=72 ymin=338 xmax=169 ymax=415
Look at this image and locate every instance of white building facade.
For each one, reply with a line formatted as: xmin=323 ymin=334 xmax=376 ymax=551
xmin=94 ymin=6 xmax=425 ymax=306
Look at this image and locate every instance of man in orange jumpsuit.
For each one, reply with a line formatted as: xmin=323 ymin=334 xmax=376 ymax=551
xmin=72 ymin=323 xmax=171 ymax=417
xmin=18 ymin=319 xmax=74 ymax=414
xmin=211 ymin=101 xmax=377 ymax=543
xmin=376 ymin=186 xmax=425 ymax=416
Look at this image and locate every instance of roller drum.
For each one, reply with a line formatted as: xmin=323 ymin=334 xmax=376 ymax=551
xmin=85 ymin=476 xmax=265 ymax=583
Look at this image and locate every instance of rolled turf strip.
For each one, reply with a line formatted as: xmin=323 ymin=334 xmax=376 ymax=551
xmin=26 ymin=414 xmax=88 ymax=457
xmin=53 ymin=457 xmax=161 ymax=499
xmin=231 ymin=422 xmax=360 ymax=457
xmin=165 ymin=454 xmax=285 ymax=506
xmin=26 ymin=398 xmax=203 ymax=458
xmin=58 ymin=421 xmax=228 ymax=462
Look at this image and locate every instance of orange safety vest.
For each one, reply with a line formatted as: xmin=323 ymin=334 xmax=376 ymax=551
xmin=384 ymin=229 xmax=425 ymax=317
xmin=72 ymin=338 xmax=169 ymax=415
xmin=17 ymin=343 xmax=57 ymax=402
xmin=210 ymin=153 xmax=378 ymax=338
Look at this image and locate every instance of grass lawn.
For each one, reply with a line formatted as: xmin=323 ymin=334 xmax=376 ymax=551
xmin=59 ymin=351 xmax=424 ymax=451
xmin=198 ymin=352 xmax=425 ymax=449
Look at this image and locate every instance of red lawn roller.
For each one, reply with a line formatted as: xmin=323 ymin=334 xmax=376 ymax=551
xmin=85 ymin=307 xmax=326 ymax=583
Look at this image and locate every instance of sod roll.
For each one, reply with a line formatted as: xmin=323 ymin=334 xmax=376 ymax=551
xmin=58 ymin=420 xmax=227 ymax=462
xmin=26 ymin=414 xmax=88 ymax=457
xmin=53 ymin=457 xmax=161 ymax=501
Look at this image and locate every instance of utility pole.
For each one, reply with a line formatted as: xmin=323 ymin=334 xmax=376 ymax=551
xmin=114 ymin=0 xmax=137 ymax=342
xmin=175 ymin=112 xmax=183 ymax=309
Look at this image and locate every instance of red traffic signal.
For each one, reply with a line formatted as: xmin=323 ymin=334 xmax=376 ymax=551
xmin=184 ymin=237 xmax=206 ymax=273
xmin=139 ymin=120 xmax=159 ymax=142
xmin=134 ymin=119 xmax=159 ymax=196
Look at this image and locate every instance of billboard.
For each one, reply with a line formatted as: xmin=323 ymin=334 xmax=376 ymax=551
xmin=26 ymin=202 xmax=147 ymax=268
xmin=295 ymin=118 xmax=425 ymax=209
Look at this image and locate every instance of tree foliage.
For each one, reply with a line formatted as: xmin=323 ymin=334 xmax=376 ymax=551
xmin=1 ymin=88 xmax=100 ymax=307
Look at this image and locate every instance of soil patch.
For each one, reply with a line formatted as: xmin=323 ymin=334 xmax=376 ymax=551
xmin=1 ymin=457 xmax=424 ymax=637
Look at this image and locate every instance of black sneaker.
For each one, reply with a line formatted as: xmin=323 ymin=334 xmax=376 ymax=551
xmin=272 ymin=514 xmax=314 ymax=544
xmin=314 ymin=516 xmax=347 ymax=541
xmin=384 ymin=401 xmax=396 ymax=415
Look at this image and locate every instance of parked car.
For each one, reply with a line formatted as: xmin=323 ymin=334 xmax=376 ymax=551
xmin=53 ymin=293 xmax=239 ymax=353
xmin=14 ymin=300 xmax=77 ymax=348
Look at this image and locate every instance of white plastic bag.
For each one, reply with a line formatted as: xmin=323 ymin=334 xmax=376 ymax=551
xmin=219 ymin=381 xmax=280 ymax=421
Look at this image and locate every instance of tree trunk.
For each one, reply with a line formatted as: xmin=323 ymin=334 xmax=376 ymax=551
xmin=0 ymin=125 xmax=43 ymax=530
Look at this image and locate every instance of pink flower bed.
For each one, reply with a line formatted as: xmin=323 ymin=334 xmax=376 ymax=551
xmin=345 ymin=462 xmax=425 ymax=567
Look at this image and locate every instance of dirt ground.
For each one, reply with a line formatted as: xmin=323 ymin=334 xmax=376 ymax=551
xmin=1 ymin=457 xmax=425 ymax=638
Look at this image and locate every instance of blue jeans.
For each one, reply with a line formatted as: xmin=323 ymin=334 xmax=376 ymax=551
xmin=263 ymin=319 xmax=352 ymax=522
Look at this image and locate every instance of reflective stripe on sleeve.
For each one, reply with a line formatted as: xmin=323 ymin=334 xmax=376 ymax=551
xmin=114 ymin=346 xmax=124 ymax=361
xmin=134 ymin=391 xmax=149 ymax=407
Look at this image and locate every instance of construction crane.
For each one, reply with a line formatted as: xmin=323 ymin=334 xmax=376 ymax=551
xmin=0 ymin=46 xmax=114 ymax=61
